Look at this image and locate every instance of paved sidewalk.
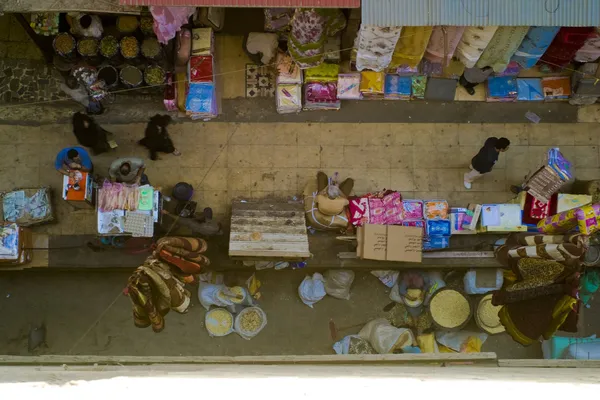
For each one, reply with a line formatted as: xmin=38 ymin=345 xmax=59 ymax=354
xmin=0 ymin=122 xmax=598 ymax=235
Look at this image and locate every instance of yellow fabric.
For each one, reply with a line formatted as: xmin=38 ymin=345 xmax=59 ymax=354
xmin=304 ymin=63 xmax=340 ymax=82
xmin=359 ymin=71 xmax=385 ymax=94
xmin=543 ymin=295 xmax=577 ymax=340
xmin=417 ymin=333 xmax=438 ymax=353
xmin=390 ymin=27 xmax=434 ymax=68
xmin=498 ymin=305 xmax=535 ymax=346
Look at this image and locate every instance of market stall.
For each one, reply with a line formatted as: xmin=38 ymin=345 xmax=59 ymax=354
xmin=0 ymin=187 xmax=54 ymax=226
xmin=97 ymin=181 xmax=161 ymax=237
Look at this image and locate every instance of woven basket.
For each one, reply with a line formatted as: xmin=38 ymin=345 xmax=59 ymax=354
xmin=429 ymin=288 xmax=472 ymax=331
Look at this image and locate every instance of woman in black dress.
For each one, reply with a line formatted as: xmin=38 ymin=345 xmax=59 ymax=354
xmin=138 ymin=114 xmax=181 ymax=161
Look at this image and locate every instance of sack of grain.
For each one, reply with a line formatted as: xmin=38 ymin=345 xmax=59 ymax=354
xmin=298 ymin=273 xmax=326 ymax=308
xmin=429 ymin=288 xmax=472 ymax=331
xmin=333 ymin=335 xmax=377 ymax=355
xmin=324 ymin=270 xmax=355 ymax=300
xmin=234 ymin=306 xmax=267 ymax=340
xmin=205 ymin=308 xmax=234 ymax=337
xmin=358 ymin=318 xmax=416 ymax=354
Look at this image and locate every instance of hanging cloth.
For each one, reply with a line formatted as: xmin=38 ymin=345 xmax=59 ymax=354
xmin=355 ymin=25 xmax=402 ymax=72
xmin=150 ymin=6 xmax=196 ymax=44
xmin=511 ymin=27 xmax=560 ymax=69
xmin=574 ymin=28 xmax=600 ymax=63
xmin=475 ymin=26 xmax=529 ymax=73
xmin=540 ymin=27 xmax=595 ymax=68
xmin=390 ymin=27 xmax=434 ymax=68
xmin=289 ymin=8 xmax=346 ymax=69
xmin=455 ymin=26 xmax=498 ymax=68
xmin=423 ymin=26 xmax=465 ymax=65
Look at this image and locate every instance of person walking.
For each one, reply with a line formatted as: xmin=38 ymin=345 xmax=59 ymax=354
xmin=459 ymin=66 xmax=493 ymax=95
xmin=72 ymin=111 xmax=111 ymax=155
xmin=464 ymin=137 xmax=510 ymax=189
xmin=138 ymin=114 xmax=181 ymax=161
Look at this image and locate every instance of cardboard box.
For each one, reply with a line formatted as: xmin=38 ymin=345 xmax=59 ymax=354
xmin=62 ymin=172 xmax=93 ymax=209
xmin=358 ymin=224 xmax=422 ymax=262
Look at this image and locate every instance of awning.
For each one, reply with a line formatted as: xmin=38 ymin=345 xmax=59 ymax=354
xmin=119 ymin=0 xmax=360 ymax=7
xmin=362 ymin=0 xmax=600 ymax=27
xmin=0 ymin=0 xmax=139 ymax=14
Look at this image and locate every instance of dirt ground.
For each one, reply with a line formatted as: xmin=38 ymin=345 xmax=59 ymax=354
xmin=2 ymin=268 xmax=597 ymax=359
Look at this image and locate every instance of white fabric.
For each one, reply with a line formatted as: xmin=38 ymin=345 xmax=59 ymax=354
xmin=456 ymin=26 xmax=499 ymax=68
xmin=355 ymin=25 xmax=402 ymax=72
xmin=246 ymin=32 xmax=279 ymax=65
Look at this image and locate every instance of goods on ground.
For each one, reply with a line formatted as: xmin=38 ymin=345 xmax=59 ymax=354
xmin=429 ymin=288 xmax=471 ymax=330
xmin=100 ymin=35 xmax=119 ymax=58
xmin=78 ymin=38 xmax=98 ymax=56
xmin=141 ymin=37 xmax=161 ymax=58
xmin=205 ymin=308 xmax=233 ymax=337
xmin=120 ymin=36 xmax=139 ymax=59
xmin=120 ymin=65 xmax=143 ymax=87
xmin=117 ymin=16 xmax=139 ymax=33
xmin=144 ymin=65 xmax=165 ymax=85
xmin=54 ymin=33 xmax=75 ymax=55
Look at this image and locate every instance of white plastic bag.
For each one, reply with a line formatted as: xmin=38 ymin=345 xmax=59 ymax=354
xmin=358 ymin=318 xmax=415 ymax=354
xmin=324 ymin=270 xmax=355 ymax=300
xmin=463 ymin=269 xmax=503 ymax=295
xmin=298 ymin=273 xmax=326 ymax=308
xmin=333 ymin=335 xmax=376 ymax=355
xmin=435 ymin=331 xmax=488 ymax=353
xmin=371 ymin=270 xmax=399 ymax=288
xmin=198 ymin=282 xmax=229 ymax=310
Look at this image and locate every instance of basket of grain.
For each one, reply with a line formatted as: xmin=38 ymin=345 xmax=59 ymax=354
xmin=428 ymin=288 xmax=472 ymax=331
xmin=100 ymin=35 xmax=119 ymax=58
xmin=120 ymin=36 xmax=139 ymax=60
xmin=234 ymin=306 xmax=267 ymax=340
xmin=77 ymin=37 xmax=99 ymax=57
xmin=53 ymin=32 xmax=76 ymax=57
xmin=205 ymin=308 xmax=234 ymax=337
xmin=117 ymin=15 xmax=139 ymax=34
xmin=474 ymin=294 xmax=505 ymax=335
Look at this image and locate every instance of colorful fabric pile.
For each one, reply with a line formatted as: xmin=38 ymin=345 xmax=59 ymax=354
xmin=303 ymin=63 xmax=340 ymax=110
xmin=355 ymin=25 xmax=402 ymax=72
xmin=289 ymin=8 xmax=346 ymax=69
xmin=517 ymin=78 xmax=544 ymax=101
xmin=337 ymin=73 xmax=362 ymax=100
xmin=186 ymin=28 xmax=217 ymax=119
xmin=542 ymin=76 xmax=571 ymax=100
xmin=411 ymin=76 xmax=427 ymax=99
xmin=540 ymin=27 xmax=596 ymax=68
xmin=511 ymin=27 xmax=560 ymax=69
xmin=455 ymin=26 xmax=499 ymax=68
xmin=276 ymin=53 xmax=302 ymax=114
xmin=486 ymin=76 xmax=517 ymax=102
xmin=359 ymin=71 xmax=385 ymax=99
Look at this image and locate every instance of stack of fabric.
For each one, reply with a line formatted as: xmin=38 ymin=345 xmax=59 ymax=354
xmin=493 ymin=233 xmax=584 ymax=346
xmin=384 ymin=74 xmax=411 ymax=100
xmin=186 ymin=28 xmax=217 ymax=119
xmin=276 ymin=53 xmax=302 ymax=114
xmin=337 ymin=73 xmax=361 ymax=100
xmin=0 ymin=223 xmax=32 ymax=268
xmin=423 ymin=200 xmax=451 ymax=250
xmin=486 ymin=76 xmax=517 ymax=102
xmin=304 ymin=63 xmax=340 ymax=110
xmin=542 ymin=76 xmax=571 ymax=100
xmin=360 ymin=71 xmax=385 ymax=99
xmin=517 ymin=78 xmax=544 ymax=101
xmin=411 ymin=76 xmax=427 ymax=99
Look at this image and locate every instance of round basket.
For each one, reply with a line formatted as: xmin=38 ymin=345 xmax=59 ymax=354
xmin=429 ymin=288 xmax=472 ymax=331
xmin=120 ymin=36 xmax=139 ymax=60
xmin=205 ymin=308 xmax=234 ymax=337
xmin=474 ymin=294 xmax=505 ymax=335
xmin=141 ymin=37 xmax=162 ymax=59
xmin=120 ymin=65 xmax=143 ymax=88
xmin=144 ymin=65 xmax=165 ymax=86
xmin=234 ymin=307 xmax=267 ymax=339
xmin=99 ymin=35 xmax=119 ymax=58
xmin=140 ymin=16 xmax=155 ymax=36
xmin=116 ymin=15 xmax=139 ymax=34
xmin=53 ymin=32 xmax=76 ymax=57
xmin=98 ymin=65 xmax=119 ymax=89
xmin=77 ymin=37 xmax=99 ymax=57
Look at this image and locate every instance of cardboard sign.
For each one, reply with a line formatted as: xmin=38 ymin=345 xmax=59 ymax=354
xmin=359 ymin=224 xmax=422 ymax=263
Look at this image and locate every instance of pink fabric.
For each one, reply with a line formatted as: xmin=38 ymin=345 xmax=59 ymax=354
xmin=349 ymin=197 xmax=370 ymax=226
xmin=150 ymin=6 xmax=196 ymax=44
xmin=424 ymin=26 xmax=465 ymax=64
xmin=368 ymin=198 xmax=386 ymax=224
xmin=402 ymin=200 xmax=424 ymax=220
xmin=382 ymin=192 xmax=404 ymax=224
xmin=305 ymin=82 xmax=338 ymax=103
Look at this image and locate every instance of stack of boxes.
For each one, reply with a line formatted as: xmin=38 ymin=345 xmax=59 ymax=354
xmin=186 ymin=28 xmax=217 ymax=120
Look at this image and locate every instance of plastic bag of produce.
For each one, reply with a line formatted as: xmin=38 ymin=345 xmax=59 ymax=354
xmin=234 ymin=306 xmax=267 ymax=340
xmin=298 ymin=273 xmax=326 ymax=308
xmin=198 ymin=282 xmax=229 ymax=310
xmin=358 ymin=318 xmax=415 ymax=354
xmin=371 ymin=270 xmax=399 ymax=288
xmin=333 ymin=335 xmax=377 ymax=355
xmin=463 ymin=269 xmax=503 ymax=294
xmin=324 ymin=270 xmax=355 ymax=300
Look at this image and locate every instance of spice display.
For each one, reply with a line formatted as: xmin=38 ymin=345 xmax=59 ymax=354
xmin=78 ymin=38 xmax=98 ymax=56
xmin=205 ymin=308 xmax=233 ymax=337
xmin=141 ymin=37 xmax=161 ymax=59
xmin=100 ymin=35 xmax=119 ymax=58
xmin=144 ymin=65 xmax=165 ymax=86
xmin=117 ymin=15 xmax=139 ymax=33
xmin=140 ymin=16 xmax=154 ymax=36
xmin=54 ymin=33 xmax=75 ymax=55
xmin=120 ymin=36 xmax=139 ymax=59
xmin=239 ymin=308 xmax=262 ymax=332
xmin=120 ymin=65 xmax=143 ymax=87
xmin=429 ymin=289 xmax=471 ymax=329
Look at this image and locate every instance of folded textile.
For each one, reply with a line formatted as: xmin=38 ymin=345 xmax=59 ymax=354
xmin=337 ymin=73 xmax=361 ymax=100
xmin=304 ymin=63 xmax=339 ymax=82
xmin=517 ymin=78 xmax=544 ymax=101
xmin=304 ymin=81 xmax=340 ymax=110
xmin=189 ymin=55 xmax=213 ymax=83
xmin=185 ymin=82 xmax=217 ymax=118
xmin=542 ymin=77 xmax=571 ymax=100
xmin=411 ymin=76 xmax=427 ymax=99
xmin=403 ymin=200 xmax=424 ymax=220
xmin=360 ymin=71 xmax=385 ymax=94
xmin=276 ymin=52 xmax=302 ymax=84
xmin=384 ymin=74 xmax=411 ymax=100
xmin=276 ymin=83 xmax=302 ymax=114
xmin=486 ymin=76 xmax=517 ymax=102
xmin=424 ymin=78 xmax=457 ymax=101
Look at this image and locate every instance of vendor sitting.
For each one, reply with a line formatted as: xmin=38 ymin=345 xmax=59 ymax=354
xmin=109 ymin=157 xmax=148 ymax=185
xmin=315 ymin=171 xmax=354 ymax=216
xmin=55 ymin=146 xmax=93 ymax=176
